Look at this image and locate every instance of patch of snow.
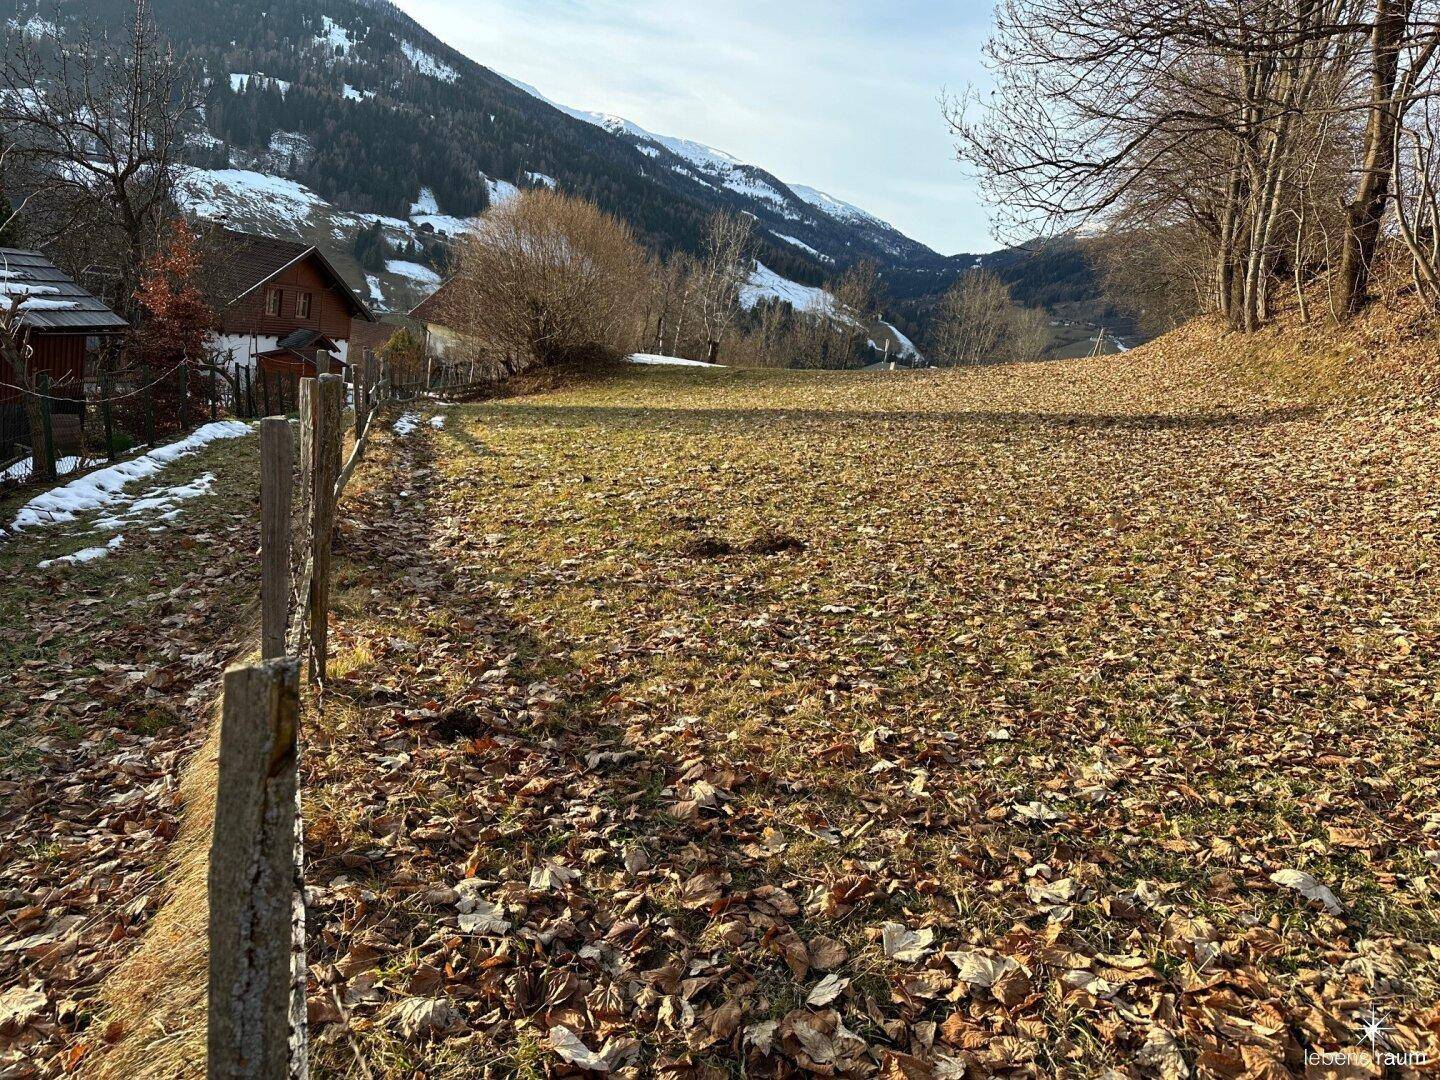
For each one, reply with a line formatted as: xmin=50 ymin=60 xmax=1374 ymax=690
xmin=177 ymin=167 xmax=327 ymax=232
xmin=485 ymin=176 xmax=520 ymax=207
xmin=38 ymin=534 xmax=124 ymax=569
xmin=8 ymin=15 xmax=57 ymax=38
xmin=6 ymin=421 xmax=252 ymax=533
xmin=91 ymin=473 xmax=218 ymax=531
xmin=317 ymin=15 xmax=355 ymax=53
xmin=401 ymin=41 xmax=459 ymax=83
xmin=393 ymin=413 xmax=421 ymax=436
xmin=342 ymin=83 xmax=375 ymax=102
xmin=770 ymin=232 xmax=830 ymax=262
xmin=366 ymin=274 xmax=384 ymax=303
xmin=386 ymin=259 xmax=442 ymax=287
xmin=410 ymin=187 xmax=440 ymax=216
xmin=628 ymin=354 xmax=722 ymax=368
xmin=412 ymin=213 xmax=478 ymax=235
xmin=428 ymin=415 xmax=446 ymax=429
xmin=525 ymin=171 xmax=557 ymax=189
xmin=880 ymin=321 xmax=921 ymax=360
xmin=739 ymin=261 xmax=833 ymax=314
xmin=789 ymin=184 xmax=889 ymax=229
xmin=230 ymin=72 xmax=291 ymax=94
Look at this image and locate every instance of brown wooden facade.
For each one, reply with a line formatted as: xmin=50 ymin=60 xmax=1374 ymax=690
xmin=219 ymin=251 xmax=360 ymax=343
xmin=0 ymin=333 xmax=89 ymax=405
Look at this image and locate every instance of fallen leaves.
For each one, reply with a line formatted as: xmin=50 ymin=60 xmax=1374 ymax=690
xmin=266 ymin=360 xmax=1440 ymax=1076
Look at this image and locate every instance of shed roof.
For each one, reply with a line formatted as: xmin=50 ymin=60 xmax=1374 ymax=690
xmin=0 ymin=249 xmax=129 ymax=333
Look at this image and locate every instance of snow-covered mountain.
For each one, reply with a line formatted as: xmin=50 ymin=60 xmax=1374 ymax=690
xmin=500 ymin=75 xmax=929 ymax=267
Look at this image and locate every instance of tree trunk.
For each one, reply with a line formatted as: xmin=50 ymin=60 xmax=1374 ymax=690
xmin=1338 ymin=0 xmax=1408 ymax=315
xmin=706 ymin=339 xmax=719 ymax=365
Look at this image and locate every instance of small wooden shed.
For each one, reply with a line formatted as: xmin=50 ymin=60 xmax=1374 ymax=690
xmin=0 ymin=248 xmax=128 ymax=458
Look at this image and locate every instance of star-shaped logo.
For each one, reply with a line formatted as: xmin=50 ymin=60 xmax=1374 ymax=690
xmin=1359 ymin=1003 xmax=1390 ymax=1054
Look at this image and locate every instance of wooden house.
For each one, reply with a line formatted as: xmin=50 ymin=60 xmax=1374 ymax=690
xmin=207 ymin=228 xmax=375 ymax=379
xmin=0 ymin=248 xmax=128 ymax=459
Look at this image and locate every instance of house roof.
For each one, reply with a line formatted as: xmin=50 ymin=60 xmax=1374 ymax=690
xmin=409 ymin=279 xmax=456 ymax=325
xmin=207 ymin=227 xmax=376 ymax=323
xmin=0 ymin=248 xmax=129 ymax=333
xmin=276 ymin=328 xmax=340 ymax=351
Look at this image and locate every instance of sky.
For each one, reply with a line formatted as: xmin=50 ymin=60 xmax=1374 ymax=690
xmin=388 ymin=0 xmax=998 ymax=255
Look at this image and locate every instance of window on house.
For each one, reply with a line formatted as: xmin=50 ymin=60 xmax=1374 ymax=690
xmin=297 ymin=292 xmax=312 ymax=319
xmin=265 ymin=288 xmax=281 ymax=316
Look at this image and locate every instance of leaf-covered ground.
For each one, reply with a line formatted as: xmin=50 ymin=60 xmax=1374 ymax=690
xmin=0 ymin=433 xmax=262 ymax=1076
xmin=297 ymin=349 xmax=1440 ymax=1077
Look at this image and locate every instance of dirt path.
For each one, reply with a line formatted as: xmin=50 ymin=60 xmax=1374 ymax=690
xmin=294 ymin=358 xmax=1439 ymax=1077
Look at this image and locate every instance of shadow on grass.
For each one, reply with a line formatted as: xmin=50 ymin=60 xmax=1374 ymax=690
xmin=478 ymin=401 xmax=1319 ymax=436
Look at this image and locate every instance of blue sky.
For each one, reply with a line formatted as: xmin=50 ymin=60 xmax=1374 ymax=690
xmin=390 ymin=0 xmax=998 ymax=255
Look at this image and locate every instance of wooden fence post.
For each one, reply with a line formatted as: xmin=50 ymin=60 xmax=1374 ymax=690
xmin=35 ymin=372 xmax=56 ymax=480
xmin=141 ymin=365 xmax=156 ymax=446
xmin=208 ymin=657 xmax=300 ymax=1079
xmin=307 ymin=375 xmax=343 ymax=683
xmin=297 ymin=378 xmax=315 ymax=526
xmin=100 ymin=366 xmax=116 ymax=463
xmin=260 ymin=419 xmax=293 ymax=660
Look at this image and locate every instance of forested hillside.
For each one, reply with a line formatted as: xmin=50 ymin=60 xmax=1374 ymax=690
xmin=18 ymin=0 xmax=1118 ymax=338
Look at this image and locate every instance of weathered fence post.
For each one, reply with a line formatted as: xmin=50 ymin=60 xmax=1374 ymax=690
xmin=100 ymin=365 xmax=116 ymax=463
xmin=260 ymin=418 xmax=293 ymax=660
xmin=207 ymin=657 xmax=300 ymax=1079
xmin=297 ymin=378 xmax=315 ymax=527
xmin=307 ymin=375 xmax=343 ymax=683
xmin=141 ymin=365 xmax=156 ymax=446
xmin=34 ymin=373 xmax=56 ymax=481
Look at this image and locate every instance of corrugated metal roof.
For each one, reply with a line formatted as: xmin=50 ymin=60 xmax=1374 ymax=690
xmin=0 ymin=248 xmax=129 ymax=333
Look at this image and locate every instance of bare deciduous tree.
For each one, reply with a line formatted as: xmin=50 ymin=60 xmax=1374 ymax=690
xmin=441 ymin=189 xmax=648 ymax=374
xmin=930 ymin=269 xmax=1048 ymax=365
xmin=0 ymin=0 xmax=205 ymax=320
xmin=693 ymin=213 xmax=753 ymax=364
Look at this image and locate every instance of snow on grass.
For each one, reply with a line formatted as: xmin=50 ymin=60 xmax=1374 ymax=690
xmin=629 ymin=354 xmax=722 ymax=368
xmin=409 ymin=186 xmax=480 ymax=235
xmin=38 ymin=534 xmax=125 ymax=569
xmin=385 ymin=260 xmax=442 ymax=287
xmin=6 ymin=421 xmax=251 ymax=533
xmin=91 ymin=473 xmax=218 ymax=532
xmin=410 ymin=187 xmax=440 ymax=216
xmin=485 ymin=176 xmax=520 ymax=207
xmin=525 ymin=171 xmax=557 ymax=189
xmin=881 ymin=321 xmax=921 ymax=360
xmin=412 ymin=213 xmax=478 ymax=235
xmin=342 ymin=83 xmax=375 ymax=102
xmin=788 ymin=184 xmax=887 ymax=228
xmin=401 ymin=41 xmax=459 ymax=82
xmin=394 ymin=413 xmax=421 ymax=435
xmin=177 ymin=167 xmax=326 ymax=231
xmin=366 ymin=275 xmax=384 ymax=304
xmin=429 ymin=415 xmax=446 ymax=429
xmin=739 ymin=261 xmax=834 ymax=314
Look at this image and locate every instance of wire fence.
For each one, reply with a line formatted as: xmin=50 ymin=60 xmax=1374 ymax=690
xmin=0 ymin=348 xmax=423 ymax=492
